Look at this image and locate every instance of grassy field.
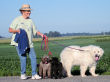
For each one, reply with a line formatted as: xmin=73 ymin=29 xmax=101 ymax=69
xmin=0 ymin=35 xmax=110 ymax=76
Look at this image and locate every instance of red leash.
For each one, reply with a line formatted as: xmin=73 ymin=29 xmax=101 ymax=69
xmin=41 ymin=36 xmax=84 ymax=56
xmin=41 ymin=35 xmax=48 ymax=50
xmin=49 ymin=40 xmax=84 ymax=51
xmin=41 ymin=35 xmax=52 ymax=56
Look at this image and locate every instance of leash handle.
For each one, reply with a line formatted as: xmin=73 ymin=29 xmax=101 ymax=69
xmin=41 ymin=35 xmax=49 ymax=50
xmin=44 ymin=35 xmax=48 ymax=50
xmin=41 ymin=35 xmax=52 ymax=56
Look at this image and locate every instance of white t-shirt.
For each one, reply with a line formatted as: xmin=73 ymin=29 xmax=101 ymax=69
xmin=10 ymin=16 xmax=38 ymax=48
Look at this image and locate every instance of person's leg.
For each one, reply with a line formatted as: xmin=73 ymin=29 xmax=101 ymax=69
xmin=16 ymin=47 xmax=27 ymax=75
xmin=29 ymin=48 xmax=37 ymax=75
xmin=29 ymin=48 xmax=41 ymax=79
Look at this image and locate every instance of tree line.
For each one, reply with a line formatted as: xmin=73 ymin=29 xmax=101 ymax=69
xmin=38 ymin=31 xmax=110 ymax=37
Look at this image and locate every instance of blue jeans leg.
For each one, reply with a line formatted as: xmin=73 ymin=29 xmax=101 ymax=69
xmin=29 ymin=48 xmax=37 ymax=75
xmin=16 ymin=47 xmax=26 ymax=74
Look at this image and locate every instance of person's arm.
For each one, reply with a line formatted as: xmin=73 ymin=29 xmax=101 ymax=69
xmin=31 ymin=21 xmax=46 ymax=38
xmin=9 ymin=28 xmax=20 ymax=34
xmin=36 ymin=31 xmax=44 ymax=38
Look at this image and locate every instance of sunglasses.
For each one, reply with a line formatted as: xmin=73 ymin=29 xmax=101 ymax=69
xmin=26 ymin=10 xmax=31 ymax=12
xmin=23 ymin=10 xmax=31 ymax=12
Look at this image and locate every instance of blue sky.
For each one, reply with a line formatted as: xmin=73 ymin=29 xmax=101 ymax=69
xmin=0 ymin=0 xmax=110 ymax=37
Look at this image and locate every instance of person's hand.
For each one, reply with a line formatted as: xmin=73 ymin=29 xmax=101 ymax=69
xmin=43 ymin=35 xmax=47 ymax=40
xmin=17 ymin=29 xmax=20 ymax=34
xmin=9 ymin=28 xmax=20 ymax=34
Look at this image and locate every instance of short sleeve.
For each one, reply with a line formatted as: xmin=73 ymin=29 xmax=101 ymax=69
xmin=10 ymin=18 xmax=18 ymax=29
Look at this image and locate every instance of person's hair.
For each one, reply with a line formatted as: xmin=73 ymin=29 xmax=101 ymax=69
xmin=20 ymin=10 xmax=24 ymax=14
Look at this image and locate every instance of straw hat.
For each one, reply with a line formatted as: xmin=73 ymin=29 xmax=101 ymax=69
xmin=19 ymin=4 xmax=31 ymax=11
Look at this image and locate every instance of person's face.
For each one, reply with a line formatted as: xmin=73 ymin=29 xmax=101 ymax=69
xmin=22 ymin=10 xmax=31 ymax=18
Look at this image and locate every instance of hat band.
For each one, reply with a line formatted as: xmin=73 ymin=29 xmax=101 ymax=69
xmin=20 ymin=7 xmax=31 ymax=10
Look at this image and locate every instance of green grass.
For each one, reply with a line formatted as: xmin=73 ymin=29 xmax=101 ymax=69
xmin=0 ymin=35 xmax=110 ymax=76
